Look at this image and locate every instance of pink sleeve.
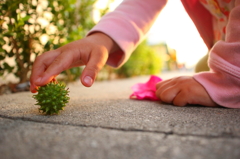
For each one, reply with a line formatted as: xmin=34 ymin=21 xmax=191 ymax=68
xmin=87 ymin=0 xmax=167 ymax=67
xmin=193 ymin=0 xmax=240 ymax=108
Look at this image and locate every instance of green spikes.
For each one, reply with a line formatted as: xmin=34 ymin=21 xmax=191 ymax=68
xmin=33 ymin=81 xmax=70 ymax=115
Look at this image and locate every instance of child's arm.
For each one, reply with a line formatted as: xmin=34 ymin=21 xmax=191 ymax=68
xmin=30 ymin=32 xmax=119 ymax=93
xmin=30 ymin=0 xmax=167 ymax=92
xmin=87 ymin=0 xmax=167 ymax=67
xmin=156 ymin=1 xmax=240 ymax=108
xmin=193 ymin=1 xmax=240 ymax=108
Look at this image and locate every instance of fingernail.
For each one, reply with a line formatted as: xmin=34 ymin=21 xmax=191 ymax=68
xmin=30 ymin=83 xmax=36 ymax=93
xmin=83 ymin=76 xmax=93 ymax=86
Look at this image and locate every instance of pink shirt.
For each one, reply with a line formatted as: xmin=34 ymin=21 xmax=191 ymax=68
xmin=88 ymin=0 xmax=240 ymax=108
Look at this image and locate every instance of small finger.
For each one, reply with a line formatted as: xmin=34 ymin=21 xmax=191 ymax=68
xmin=81 ymin=47 xmax=108 ymax=87
xmin=30 ymin=50 xmax=60 ymax=92
xmin=38 ymin=46 xmax=82 ymax=85
xmin=155 ymin=79 xmax=175 ymax=98
xmin=157 ymin=86 xmax=180 ymax=104
xmin=172 ymin=90 xmax=188 ymax=106
xmin=156 ymin=78 xmax=172 ymax=89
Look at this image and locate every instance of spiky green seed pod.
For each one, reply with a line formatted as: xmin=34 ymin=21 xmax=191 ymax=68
xmin=33 ymin=81 xmax=70 ymax=115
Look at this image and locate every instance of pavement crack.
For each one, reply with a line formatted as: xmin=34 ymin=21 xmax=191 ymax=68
xmin=0 ymin=115 xmax=239 ymax=139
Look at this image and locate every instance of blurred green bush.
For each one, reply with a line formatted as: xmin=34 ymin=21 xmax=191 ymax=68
xmin=115 ymin=40 xmax=163 ymax=78
xmin=0 ymin=0 xmax=99 ymax=83
xmin=97 ymin=40 xmax=163 ymax=80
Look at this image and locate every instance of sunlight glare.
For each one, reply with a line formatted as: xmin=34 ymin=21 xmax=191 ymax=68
xmin=98 ymin=0 xmax=208 ymax=68
xmin=147 ymin=0 xmax=208 ymax=68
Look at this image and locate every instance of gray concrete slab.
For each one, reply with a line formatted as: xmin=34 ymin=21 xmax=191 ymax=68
xmin=0 ymin=71 xmax=240 ymax=159
xmin=1 ymin=117 xmax=240 ymax=159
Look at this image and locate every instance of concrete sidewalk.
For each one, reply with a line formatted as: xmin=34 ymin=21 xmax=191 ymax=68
xmin=0 ymin=71 xmax=240 ymax=159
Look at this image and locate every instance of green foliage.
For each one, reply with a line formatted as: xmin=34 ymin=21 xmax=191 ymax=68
xmin=33 ymin=81 xmax=70 ymax=115
xmin=0 ymin=0 xmax=98 ymax=83
xmin=116 ymin=40 xmax=162 ymax=78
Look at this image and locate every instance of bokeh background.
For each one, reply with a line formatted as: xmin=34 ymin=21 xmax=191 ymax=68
xmin=0 ymin=0 xmax=207 ymax=93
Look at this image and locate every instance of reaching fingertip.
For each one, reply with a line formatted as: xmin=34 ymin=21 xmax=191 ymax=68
xmin=30 ymin=84 xmax=37 ymax=93
xmin=82 ymin=76 xmax=93 ymax=87
xmin=31 ymin=89 xmax=37 ymax=93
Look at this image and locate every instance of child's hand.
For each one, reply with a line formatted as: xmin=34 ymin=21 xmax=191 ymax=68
xmin=30 ymin=32 xmax=118 ymax=93
xmin=155 ymin=76 xmax=218 ymax=107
